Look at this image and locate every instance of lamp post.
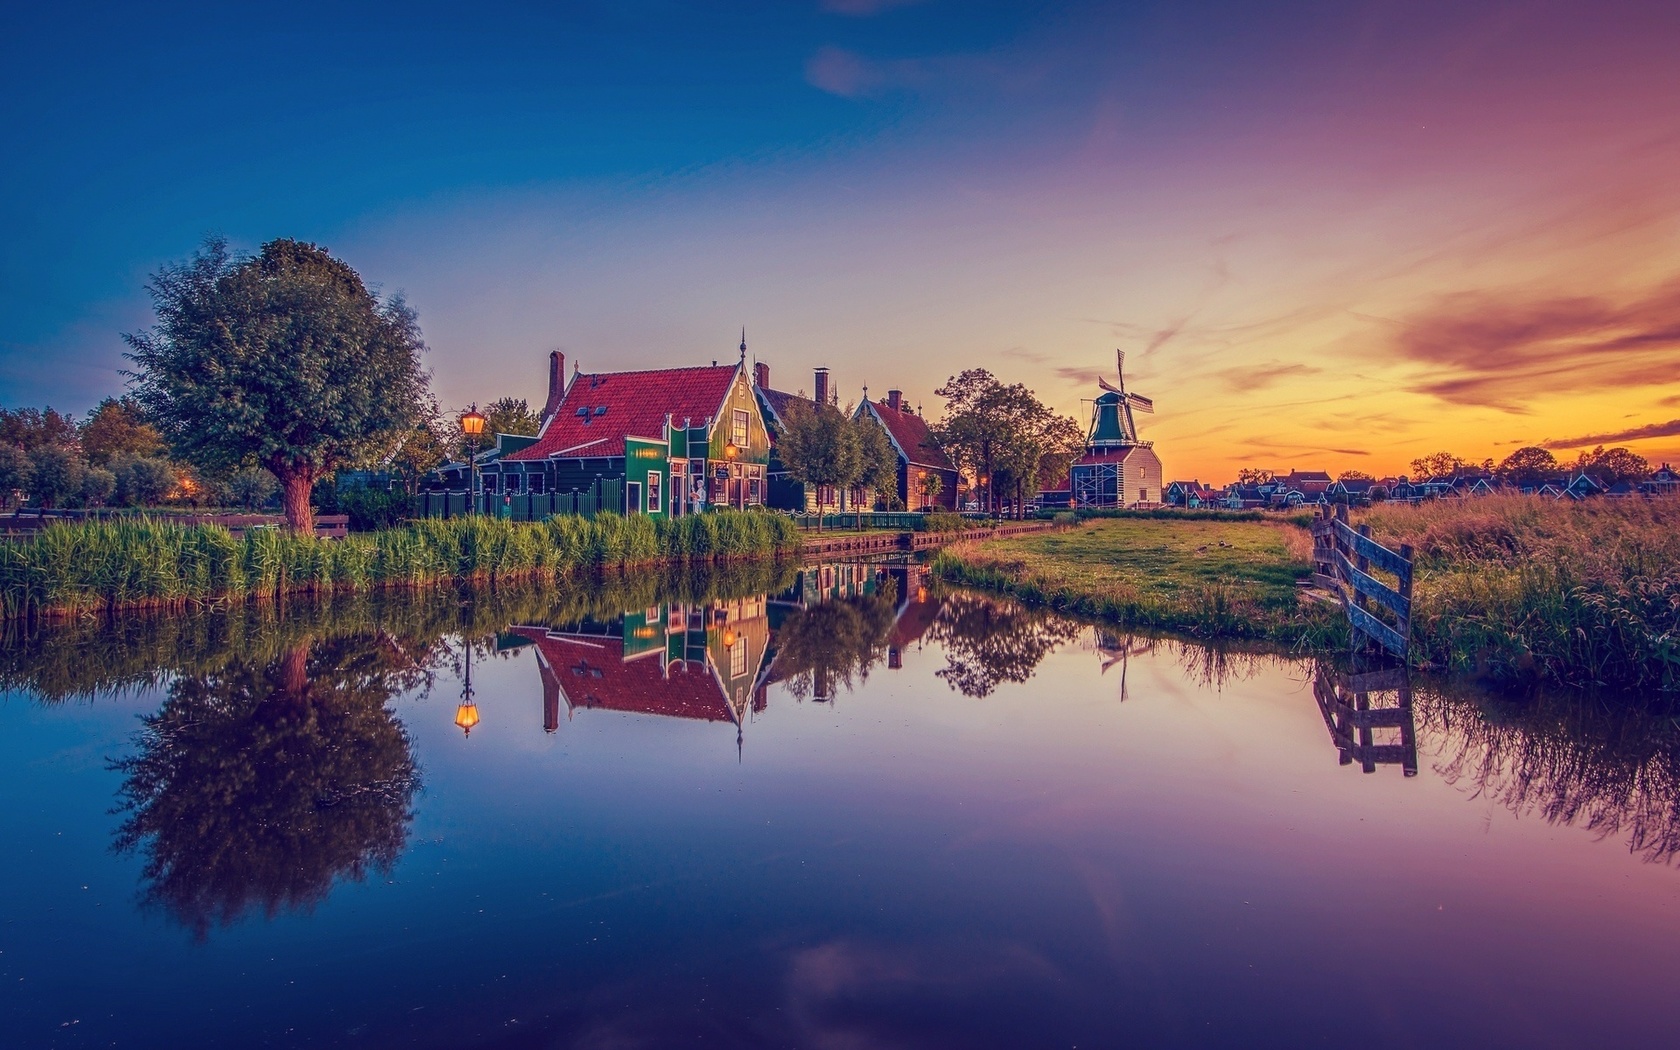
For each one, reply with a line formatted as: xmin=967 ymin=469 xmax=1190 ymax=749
xmin=724 ymin=442 xmax=740 ymax=509
xmin=454 ymin=639 xmax=479 ymax=738
xmin=461 ymin=404 xmax=486 ymax=515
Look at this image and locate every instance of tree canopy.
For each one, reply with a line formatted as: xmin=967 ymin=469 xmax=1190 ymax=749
xmin=80 ymin=396 xmax=164 ymax=466
xmin=1574 ymin=445 xmax=1650 ymax=484
xmin=1496 ymin=446 xmax=1560 ymax=486
xmin=125 ymin=237 xmax=430 ymax=530
xmin=932 ymin=369 xmax=1081 ymax=516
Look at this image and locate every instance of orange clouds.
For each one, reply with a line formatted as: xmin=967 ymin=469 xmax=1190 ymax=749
xmin=1395 ymin=279 xmax=1680 ymax=412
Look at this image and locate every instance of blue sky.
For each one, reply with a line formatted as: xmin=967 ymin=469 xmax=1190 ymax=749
xmin=4 ymin=1 xmax=1678 ymax=476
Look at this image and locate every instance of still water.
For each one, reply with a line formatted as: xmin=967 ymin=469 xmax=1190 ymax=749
xmin=3 ymin=560 xmax=1679 ymax=1049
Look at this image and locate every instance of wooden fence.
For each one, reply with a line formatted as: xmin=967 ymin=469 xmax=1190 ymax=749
xmin=1312 ymin=661 xmax=1417 ymax=776
xmin=415 ymin=479 xmax=624 ymax=521
xmin=1310 ymin=504 xmax=1414 ymax=658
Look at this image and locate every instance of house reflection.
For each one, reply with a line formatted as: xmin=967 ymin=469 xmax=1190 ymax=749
xmin=496 ymin=560 xmax=942 ymax=739
xmin=509 ymin=593 xmax=773 ymax=743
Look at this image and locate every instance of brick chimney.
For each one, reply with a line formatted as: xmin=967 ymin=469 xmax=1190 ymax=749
xmin=887 ymin=389 xmax=903 ymax=412
xmin=541 ymin=350 xmax=566 ymax=421
xmin=754 ymin=361 xmax=770 ymax=389
xmin=814 ymin=367 xmax=830 ymax=406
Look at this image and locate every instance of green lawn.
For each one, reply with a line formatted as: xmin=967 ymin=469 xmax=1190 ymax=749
xmin=933 ymin=518 xmax=1339 ymax=644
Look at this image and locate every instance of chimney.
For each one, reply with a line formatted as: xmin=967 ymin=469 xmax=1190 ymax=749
xmin=754 ymin=361 xmax=770 ymax=389
xmin=887 ymin=389 xmax=903 ymax=412
xmin=814 ymin=367 xmax=830 ymax=406
xmin=542 ymin=350 xmax=566 ymax=420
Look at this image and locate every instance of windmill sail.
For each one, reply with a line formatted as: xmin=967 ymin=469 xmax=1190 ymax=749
xmin=1125 ymin=393 xmax=1154 ymax=413
xmin=1097 ymin=376 xmax=1122 ymax=394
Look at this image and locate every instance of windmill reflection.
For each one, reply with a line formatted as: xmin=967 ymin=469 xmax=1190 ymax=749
xmin=1312 ymin=660 xmax=1419 ymax=776
xmin=1095 ymin=630 xmax=1156 ymax=701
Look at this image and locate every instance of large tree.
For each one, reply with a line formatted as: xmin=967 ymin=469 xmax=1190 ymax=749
xmin=1409 ymin=450 xmax=1467 ymax=480
xmin=1575 ymin=445 xmax=1651 ymax=485
xmin=125 ymin=238 xmax=430 ymax=530
xmin=1496 ymin=446 xmax=1560 ymax=486
xmin=776 ymin=398 xmax=861 ymax=521
xmin=932 ymin=369 xmax=1080 ymax=517
xmin=851 ymin=413 xmax=900 ymax=510
xmin=80 ymin=396 xmax=164 ymax=466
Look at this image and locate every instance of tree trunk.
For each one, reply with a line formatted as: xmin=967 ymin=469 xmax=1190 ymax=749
xmin=279 ymin=469 xmax=315 ymax=532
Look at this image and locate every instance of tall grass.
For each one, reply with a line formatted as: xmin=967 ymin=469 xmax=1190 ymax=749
xmin=0 ymin=510 xmax=803 ymax=620
xmin=1358 ymin=495 xmax=1680 ymax=691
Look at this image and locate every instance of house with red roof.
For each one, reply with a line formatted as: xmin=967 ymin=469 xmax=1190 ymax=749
xmin=856 ymin=390 xmax=959 ymax=511
xmin=474 ymin=344 xmax=771 ymax=516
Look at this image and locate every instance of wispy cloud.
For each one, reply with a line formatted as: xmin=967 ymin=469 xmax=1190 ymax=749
xmin=1000 ymin=346 xmax=1048 ymax=364
xmin=804 ymin=46 xmax=957 ymax=99
xmin=1544 ymin=418 xmax=1680 ymax=450
xmin=1393 ymin=279 xmax=1680 ymax=411
xmin=1209 ymin=361 xmax=1321 ymax=392
xmin=1660 ymin=393 xmax=1680 ymax=408
xmin=820 ymin=0 xmax=927 ymax=14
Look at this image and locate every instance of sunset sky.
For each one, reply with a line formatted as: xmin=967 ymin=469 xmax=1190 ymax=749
xmin=3 ymin=0 xmax=1678 ymax=480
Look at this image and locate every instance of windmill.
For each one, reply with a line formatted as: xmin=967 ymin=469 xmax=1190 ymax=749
xmin=1095 ymin=350 xmax=1154 ymax=444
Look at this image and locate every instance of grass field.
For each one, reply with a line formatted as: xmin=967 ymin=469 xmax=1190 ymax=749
xmin=939 ymin=497 xmax=1680 ymax=693
xmin=932 ymin=517 xmax=1341 ymax=646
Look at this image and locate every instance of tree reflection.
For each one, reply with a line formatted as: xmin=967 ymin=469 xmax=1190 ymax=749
xmin=110 ymin=634 xmax=423 ymax=939
xmin=1415 ymin=684 xmax=1680 ymax=864
xmin=770 ymin=577 xmax=899 ymax=701
xmin=925 ymin=592 xmax=1082 ymax=698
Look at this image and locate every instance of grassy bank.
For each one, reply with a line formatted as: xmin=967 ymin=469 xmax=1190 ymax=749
xmin=938 ymin=497 xmax=1680 ymax=692
xmin=932 ymin=517 xmax=1342 ymax=646
xmin=0 ymin=510 xmax=802 ymax=620
xmin=1359 ymin=495 xmax=1680 ymax=692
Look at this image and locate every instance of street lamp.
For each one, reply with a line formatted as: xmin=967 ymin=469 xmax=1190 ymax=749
xmin=454 ymin=639 xmax=479 ymax=737
xmin=724 ymin=442 xmax=740 ymax=509
xmin=461 ymin=404 xmax=486 ymax=515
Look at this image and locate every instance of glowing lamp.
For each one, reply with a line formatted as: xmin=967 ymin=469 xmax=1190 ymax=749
xmin=461 ymin=404 xmax=486 ymax=437
xmin=724 ymin=443 xmax=740 ymax=461
xmin=454 ymin=699 xmax=480 ymax=737
xmin=722 ymin=627 xmax=738 ymax=648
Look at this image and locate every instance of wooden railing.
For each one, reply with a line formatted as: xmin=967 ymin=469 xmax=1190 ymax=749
xmin=1310 ymin=504 xmax=1413 ymax=658
xmin=1312 ymin=662 xmax=1417 ymax=776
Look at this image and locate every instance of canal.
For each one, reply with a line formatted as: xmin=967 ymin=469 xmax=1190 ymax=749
xmin=2 ymin=559 xmax=1678 ymax=1048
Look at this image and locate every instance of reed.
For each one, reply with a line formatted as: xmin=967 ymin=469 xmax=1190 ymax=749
xmin=0 ymin=510 xmax=803 ymax=620
xmin=1358 ymin=495 xmax=1680 ymax=691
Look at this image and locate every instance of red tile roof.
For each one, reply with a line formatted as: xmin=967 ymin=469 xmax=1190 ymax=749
xmin=865 ymin=399 xmax=952 ymax=469
xmin=504 ymin=364 xmax=739 ymax=460
xmin=511 ymin=627 xmax=736 ymax=723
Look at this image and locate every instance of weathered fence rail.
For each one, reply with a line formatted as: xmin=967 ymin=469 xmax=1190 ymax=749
xmin=1310 ymin=504 xmax=1413 ymax=658
xmin=1311 ymin=661 xmax=1417 ymax=776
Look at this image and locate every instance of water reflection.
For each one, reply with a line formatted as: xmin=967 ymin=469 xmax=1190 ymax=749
xmin=1413 ymin=682 xmax=1680 ymax=864
xmin=109 ymin=634 xmax=425 ymax=940
xmin=1312 ymin=661 xmax=1419 ymax=776
xmin=7 ymin=556 xmax=1680 ymax=954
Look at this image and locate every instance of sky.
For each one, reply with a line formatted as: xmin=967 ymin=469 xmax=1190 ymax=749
xmin=3 ymin=0 xmax=1679 ymax=481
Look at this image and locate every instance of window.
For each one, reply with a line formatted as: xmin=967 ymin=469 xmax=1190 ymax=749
xmin=506 ymin=472 xmax=523 ymax=493
xmin=530 ymin=473 xmax=545 ymax=494
xmin=732 ymin=409 xmax=749 ymax=448
xmin=627 ymin=481 xmax=642 ymax=514
xmin=730 ymin=635 xmax=747 ymax=677
xmin=646 ymin=471 xmax=662 ymax=513
xmin=482 ymin=473 xmax=499 ymax=494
